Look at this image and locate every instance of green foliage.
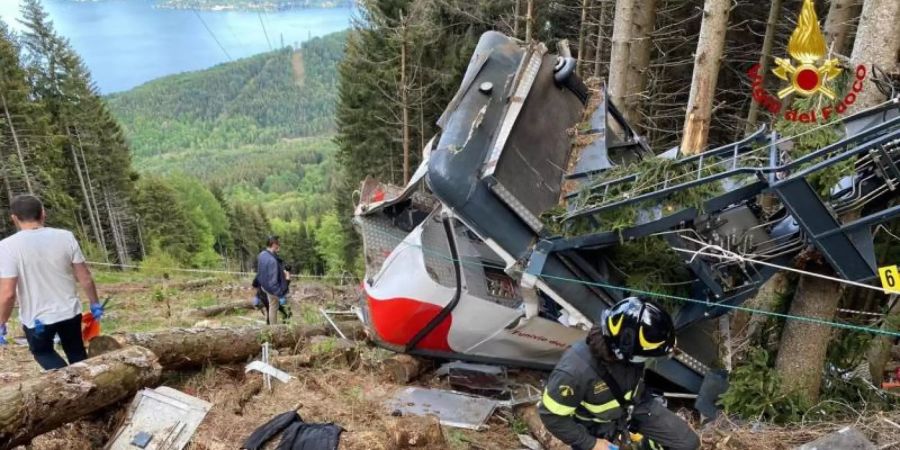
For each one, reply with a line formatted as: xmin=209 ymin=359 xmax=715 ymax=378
xmin=774 ymin=96 xmax=847 ymax=196
xmin=509 ymin=416 xmax=528 ymax=435
xmin=315 ymin=211 xmax=347 ymax=276
xmin=132 ymin=177 xmax=202 ymax=262
xmin=719 ymin=348 xmax=808 ymax=423
xmin=297 ymin=303 xmax=325 ymax=325
xmin=271 ymin=217 xmax=325 ymax=275
xmin=1 ymin=2 xmax=134 ymax=261
xmin=141 ymin=243 xmax=183 ymax=277
xmin=548 ymin=156 xmax=726 ymax=235
xmin=815 ymin=331 xmax=900 ymax=416
xmin=606 ymin=237 xmax=693 ymax=299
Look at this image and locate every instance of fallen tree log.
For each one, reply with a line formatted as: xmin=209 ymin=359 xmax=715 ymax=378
xmin=189 ymin=300 xmax=255 ymax=317
xmin=382 ymin=354 xmax=429 ymax=384
xmin=0 ymin=346 xmax=162 ymax=449
xmin=89 ymin=322 xmax=365 ymax=369
xmin=176 ymin=277 xmax=217 ymax=290
xmin=228 ymin=375 xmax=263 ymax=415
xmin=514 ymin=405 xmax=568 ymax=450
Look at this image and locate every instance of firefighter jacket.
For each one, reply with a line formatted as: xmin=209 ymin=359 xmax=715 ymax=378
xmin=538 ymin=340 xmax=644 ymax=450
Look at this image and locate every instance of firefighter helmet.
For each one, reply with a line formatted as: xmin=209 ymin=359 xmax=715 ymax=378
xmin=599 ymin=297 xmax=676 ymax=362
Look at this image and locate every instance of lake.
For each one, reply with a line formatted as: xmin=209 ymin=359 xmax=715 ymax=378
xmin=0 ymin=0 xmax=353 ymax=93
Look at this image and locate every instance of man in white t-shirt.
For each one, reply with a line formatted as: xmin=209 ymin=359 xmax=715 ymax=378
xmin=0 ymin=195 xmax=103 ymax=369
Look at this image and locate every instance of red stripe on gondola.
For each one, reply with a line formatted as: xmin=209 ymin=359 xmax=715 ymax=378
xmin=365 ymin=292 xmax=452 ymax=351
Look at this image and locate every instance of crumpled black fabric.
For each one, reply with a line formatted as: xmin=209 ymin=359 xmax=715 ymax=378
xmin=243 ymin=411 xmax=343 ymax=450
xmin=242 ymin=411 xmax=301 ymax=450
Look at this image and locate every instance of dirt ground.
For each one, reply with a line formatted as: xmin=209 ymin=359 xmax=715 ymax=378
xmin=2 ymin=272 xmax=899 ymax=450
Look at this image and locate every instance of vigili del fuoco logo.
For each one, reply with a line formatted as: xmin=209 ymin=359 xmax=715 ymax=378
xmin=748 ymin=0 xmax=867 ymax=123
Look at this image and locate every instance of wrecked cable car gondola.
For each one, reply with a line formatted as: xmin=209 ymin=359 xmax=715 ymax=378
xmin=352 ymin=31 xmax=900 ymax=409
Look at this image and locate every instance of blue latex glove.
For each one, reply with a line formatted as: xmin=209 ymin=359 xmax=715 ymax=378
xmin=0 ymin=323 xmax=7 ymax=346
xmin=252 ymin=295 xmax=261 ymax=307
xmin=90 ymin=302 xmax=104 ymax=320
xmin=33 ymin=319 xmax=44 ymax=336
xmin=609 ymin=445 xmax=619 ymax=450
xmin=278 ymin=296 xmax=287 ymax=306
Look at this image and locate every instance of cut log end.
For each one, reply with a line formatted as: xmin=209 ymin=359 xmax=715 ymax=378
xmin=0 ymin=346 xmax=162 ymax=449
xmin=385 ymin=415 xmax=445 ymax=449
xmin=382 ymin=354 xmax=428 ymax=384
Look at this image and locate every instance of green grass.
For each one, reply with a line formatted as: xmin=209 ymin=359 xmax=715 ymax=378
xmin=311 ymin=336 xmax=337 ymax=354
xmin=509 ymin=416 xmax=528 ymax=435
xmin=297 ymin=303 xmax=325 ymax=326
xmin=444 ymin=429 xmax=468 ymax=450
xmin=189 ymin=292 xmax=220 ymax=309
xmin=91 ymin=269 xmax=155 ymax=285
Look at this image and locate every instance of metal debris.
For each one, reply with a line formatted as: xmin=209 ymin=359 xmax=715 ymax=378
xmin=245 ymin=361 xmax=294 ymax=384
xmin=794 ymin=427 xmax=875 ymax=450
xmin=105 ymin=387 xmax=211 ymax=450
xmin=385 ymin=386 xmax=498 ymax=430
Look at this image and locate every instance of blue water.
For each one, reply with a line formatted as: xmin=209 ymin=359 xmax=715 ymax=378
xmin=0 ymin=0 xmax=352 ymax=93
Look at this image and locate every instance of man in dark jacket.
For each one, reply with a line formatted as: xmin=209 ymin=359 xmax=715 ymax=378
xmin=538 ymin=297 xmax=700 ymax=450
xmin=255 ymin=235 xmax=291 ymax=324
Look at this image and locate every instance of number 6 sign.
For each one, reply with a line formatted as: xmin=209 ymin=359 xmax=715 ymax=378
xmin=879 ymin=265 xmax=900 ymax=294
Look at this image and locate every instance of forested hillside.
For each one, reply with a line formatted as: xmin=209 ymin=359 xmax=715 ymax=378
xmin=108 ymin=33 xmax=344 ymax=158
xmin=1 ymin=1 xmax=344 ymax=275
xmin=108 ymin=32 xmax=345 ymax=229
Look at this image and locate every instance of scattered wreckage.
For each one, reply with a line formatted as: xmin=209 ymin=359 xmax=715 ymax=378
xmin=353 ymin=31 xmax=900 ymax=411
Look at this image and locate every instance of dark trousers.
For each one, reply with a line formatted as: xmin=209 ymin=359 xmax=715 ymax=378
xmin=583 ymin=399 xmax=700 ymax=450
xmin=22 ymin=314 xmax=87 ymax=370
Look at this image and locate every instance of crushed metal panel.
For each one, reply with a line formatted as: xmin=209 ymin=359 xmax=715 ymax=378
xmin=385 ymin=387 xmax=498 ymax=430
xmin=794 ymin=427 xmax=875 ymax=450
xmin=106 ymin=387 xmax=212 ymax=450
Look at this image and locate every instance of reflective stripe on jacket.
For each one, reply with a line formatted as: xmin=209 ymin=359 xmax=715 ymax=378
xmin=537 ymin=341 xmax=644 ymax=450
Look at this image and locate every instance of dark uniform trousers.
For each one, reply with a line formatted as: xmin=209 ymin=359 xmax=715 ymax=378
xmin=538 ymin=341 xmax=700 ymax=450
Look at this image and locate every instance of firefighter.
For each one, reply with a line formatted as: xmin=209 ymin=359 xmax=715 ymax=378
xmin=538 ymin=297 xmax=700 ymax=450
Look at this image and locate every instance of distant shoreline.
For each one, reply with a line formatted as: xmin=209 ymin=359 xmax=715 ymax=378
xmin=154 ymin=1 xmax=351 ymax=13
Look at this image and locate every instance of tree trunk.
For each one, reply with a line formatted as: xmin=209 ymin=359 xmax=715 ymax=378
xmin=774 ymin=275 xmax=843 ymax=404
xmin=513 ymin=0 xmax=520 ymax=38
xmin=0 ymin=92 xmax=32 ymax=194
xmin=680 ymin=0 xmax=731 ymax=155
xmin=607 ymin=0 xmax=635 ymax=111
xmin=730 ymin=272 xmax=788 ymax=354
xmin=514 ymin=405 xmax=568 ymax=450
xmin=867 ymin=295 xmax=899 ymax=382
xmin=69 ymin=140 xmax=104 ymax=250
xmin=190 ymin=300 xmax=256 ymax=317
xmin=848 ymin=0 xmax=900 ymax=111
xmin=89 ymin=322 xmax=362 ymax=369
xmin=75 ymin=129 xmax=108 ymax=256
xmin=136 ymin=215 xmax=147 ymax=259
xmin=400 ymin=19 xmax=410 ymax=185
xmin=593 ymin=0 xmax=609 ymax=78
xmin=0 ymin=346 xmax=162 ymax=449
xmin=525 ymin=0 xmax=534 ymax=44
xmin=624 ymin=0 xmax=657 ymax=127
xmin=745 ymin=0 xmax=783 ymax=133
xmin=824 ymin=0 xmax=861 ymax=57
xmin=0 ymin=146 xmax=13 ymax=202
xmin=576 ymin=0 xmax=592 ymax=76
xmin=104 ymin=186 xmax=128 ymax=265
